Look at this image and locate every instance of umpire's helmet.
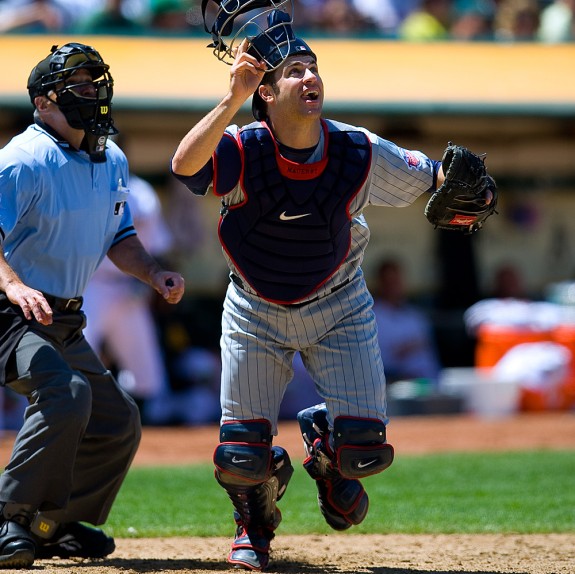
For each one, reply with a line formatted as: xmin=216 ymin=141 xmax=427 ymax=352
xmin=27 ymin=43 xmax=117 ymax=142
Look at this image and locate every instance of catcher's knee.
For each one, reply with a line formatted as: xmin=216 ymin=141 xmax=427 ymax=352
xmin=297 ymin=403 xmax=330 ymax=447
xmin=214 ymin=420 xmax=273 ymax=487
xmin=297 ymin=406 xmax=394 ymax=479
xmin=333 ymin=416 xmax=394 ymax=479
xmin=214 ymin=420 xmax=294 ymax=530
xmin=213 ymin=420 xmax=293 ymax=495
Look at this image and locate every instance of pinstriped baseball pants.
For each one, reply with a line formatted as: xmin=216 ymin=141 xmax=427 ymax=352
xmin=220 ymin=272 xmax=388 ymax=436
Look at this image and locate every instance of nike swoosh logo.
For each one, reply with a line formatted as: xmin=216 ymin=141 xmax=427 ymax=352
xmin=280 ymin=211 xmax=311 ymax=221
xmin=357 ymin=458 xmax=377 ymax=469
xmin=232 ymin=456 xmax=251 ymax=464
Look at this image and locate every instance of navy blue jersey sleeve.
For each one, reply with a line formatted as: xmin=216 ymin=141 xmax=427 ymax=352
xmin=212 ymin=133 xmax=242 ymax=197
xmin=171 ymin=132 xmax=242 ymax=197
xmin=171 ymin=158 xmax=214 ymax=196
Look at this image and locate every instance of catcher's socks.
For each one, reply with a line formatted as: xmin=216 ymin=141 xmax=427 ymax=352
xmin=35 ymin=522 xmax=115 ymax=559
xmin=0 ymin=518 xmax=35 ymax=569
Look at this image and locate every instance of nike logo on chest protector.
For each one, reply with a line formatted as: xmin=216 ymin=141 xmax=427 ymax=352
xmin=279 ymin=211 xmax=312 ymax=221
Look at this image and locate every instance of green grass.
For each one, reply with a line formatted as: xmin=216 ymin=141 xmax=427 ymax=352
xmin=106 ymin=450 xmax=575 ymax=538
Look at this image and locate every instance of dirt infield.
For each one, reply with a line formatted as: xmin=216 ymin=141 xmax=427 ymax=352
xmin=2 ymin=412 xmax=574 ymax=574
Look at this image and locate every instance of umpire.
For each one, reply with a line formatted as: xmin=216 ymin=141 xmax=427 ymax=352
xmin=0 ymin=43 xmax=184 ymax=569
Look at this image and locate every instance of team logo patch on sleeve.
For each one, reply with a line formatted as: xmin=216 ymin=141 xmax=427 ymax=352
xmin=114 ymin=201 xmax=126 ymax=215
xmin=402 ymin=150 xmax=421 ymax=169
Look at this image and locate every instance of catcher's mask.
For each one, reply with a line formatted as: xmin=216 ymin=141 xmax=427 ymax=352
xmin=27 ymin=43 xmax=118 ymax=162
xmin=202 ymin=0 xmax=295 ymax=67
xmin=249 ymin=9 xmax=316 ymax=121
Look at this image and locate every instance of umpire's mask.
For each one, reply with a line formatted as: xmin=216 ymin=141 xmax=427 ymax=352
xmin=27 ymin=43 xmax=118 ymax=162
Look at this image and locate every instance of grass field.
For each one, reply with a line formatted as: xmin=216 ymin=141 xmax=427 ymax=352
xmin=107 ymin=450 xmax=575 ymax=538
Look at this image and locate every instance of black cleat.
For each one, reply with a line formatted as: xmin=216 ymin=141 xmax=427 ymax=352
xmin=35 ymin=522 xmax=115 ymax=560
xmin=0 ymin=519 xmax=35 ymax=569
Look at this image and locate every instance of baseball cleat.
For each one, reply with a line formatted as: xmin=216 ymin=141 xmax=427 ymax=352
xmin=0 ymin=519 xmax=36 ymax=569
xmin=228 ymin=547 xmax=269 ymax=571
xmin=228 ymin=519 xmax=274 ymax=571
xmin=35 ymin=522 xmax=115 ymax=560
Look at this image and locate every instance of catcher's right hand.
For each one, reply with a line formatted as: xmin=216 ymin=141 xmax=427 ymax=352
xmin=424 ymin=142 xmax=498 ymax=234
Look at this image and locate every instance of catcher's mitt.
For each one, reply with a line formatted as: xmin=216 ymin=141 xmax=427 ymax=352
xmin=424 ymin=142 xmax=497 ymax=234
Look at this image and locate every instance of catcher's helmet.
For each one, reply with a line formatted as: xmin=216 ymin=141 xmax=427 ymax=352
xmin=250 ymin=10 xmax=316 ymax=121
xmin=27 ymin=43 xmax=117 ymax=150
xmin=202 ymin=0 xmax=294 ymax=66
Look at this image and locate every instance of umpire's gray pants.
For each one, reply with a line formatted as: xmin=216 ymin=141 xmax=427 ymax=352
xmin=0 ymin=311 xmax=141 ymax=525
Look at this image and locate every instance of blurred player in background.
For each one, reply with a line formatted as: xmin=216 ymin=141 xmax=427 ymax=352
xmin=372 ymin=257 xmax=441 ymax=385
xmin=83 ymin=134 xmax=176 ymax=425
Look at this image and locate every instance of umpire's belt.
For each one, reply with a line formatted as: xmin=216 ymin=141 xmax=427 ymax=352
xmin=42 ymin=293 xmax=83 ymax=313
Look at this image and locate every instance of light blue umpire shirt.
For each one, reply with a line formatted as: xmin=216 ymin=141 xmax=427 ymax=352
xmin=0 ymin=122 xmax=136 ymax=299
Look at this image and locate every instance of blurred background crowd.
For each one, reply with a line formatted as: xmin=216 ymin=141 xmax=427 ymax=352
xmin=0 ymin=0 xmax=574 ymax=43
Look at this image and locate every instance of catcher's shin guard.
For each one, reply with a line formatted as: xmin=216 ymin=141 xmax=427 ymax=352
xmin=297 ymin=406 xmax=368 ymax=530
xmin=297 ymin=405 xmax=394 ymax=531
xmin=214 ymin=420 xmax=294 ymax=570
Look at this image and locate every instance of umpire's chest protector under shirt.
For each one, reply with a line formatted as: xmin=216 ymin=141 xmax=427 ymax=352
xmin=217 ymin=120 xmax=372 ymax=305
xmin=0 ymin=124 xmax=134 ymax=299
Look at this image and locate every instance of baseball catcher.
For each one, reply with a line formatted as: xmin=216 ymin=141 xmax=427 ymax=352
xmin=425 ymin=142 xmax=498 ymax=233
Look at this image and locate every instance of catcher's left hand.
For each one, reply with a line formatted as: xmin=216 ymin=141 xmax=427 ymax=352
xmin=424 ymin=142 xmax=497 ymax=234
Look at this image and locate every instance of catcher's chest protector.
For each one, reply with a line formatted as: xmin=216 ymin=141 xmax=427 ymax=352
xmin=218 ymin=122 xmax=371 ymax=303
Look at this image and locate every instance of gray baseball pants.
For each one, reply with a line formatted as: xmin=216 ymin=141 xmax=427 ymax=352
xmin=220 ymin=272 xmax=388 ymax=436
xmin=0 ymin=311 xmax=141 ymax=526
